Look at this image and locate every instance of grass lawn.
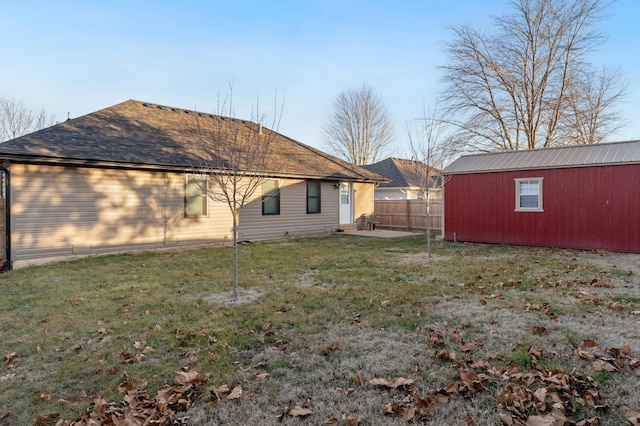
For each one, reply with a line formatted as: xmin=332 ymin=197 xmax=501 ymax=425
xmin=1 ymin=235 xmax=639 ymax=425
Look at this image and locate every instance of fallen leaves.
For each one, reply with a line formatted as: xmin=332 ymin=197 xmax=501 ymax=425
xmin=2 ymin=352 xmax=20 ymax=367
xmin=624 ymin=406 xmax=640 ymax=425
xmin=60 ymin=370 xmax=208 ymax=425
xmin=276 ymin=403 xmax=312 ymax=422
xmin=369 ymin=376 xmax=414 ymax=390
xmin=367 ymin=340 xmax=640 ymax=424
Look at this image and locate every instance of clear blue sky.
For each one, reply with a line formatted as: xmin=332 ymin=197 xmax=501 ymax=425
xmin=1 ymin=0 xmax=638 ymax=157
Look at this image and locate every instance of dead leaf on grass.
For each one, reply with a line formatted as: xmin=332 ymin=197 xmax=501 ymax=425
xmin=436 ymin=349 xmax=457 ymax=361
xmin=532 ymin=326 xmax=548 ymax=335
xmin=524 ymin=414 xmax=556 ymax=426
xmin=592 ymin=359 xmax=616 ymax=372
xmin=342 ymin=411 xmax=363 ymax=425
xmin=323 ymin=416 xmax=340 ymax=426
xmin=499 ymin=412 xmax=514 ymax=425
xmin=369 ymin=377 xmax=414 ymax=389
xmin=428 ymin=329 xmax=445 ymax=347
xmin=0 ymin=374 xmax=16 ymax=382
xmin=277 ymin=403 xmax=312 ymax=421
xmin=33 ymin=412 xmax=60 ymax=426
xmin=353 ymin=374 xmax=363 ymax=386
xmin=288 ymin=406 xmax=312 ymax=416
xmin=624 ymin=406 xmax=640 ymax=425
xmin=2 ymin=352 xmax=19 ymax=367
xmin=210 ymin=385 xmax=230 ymax=401
xmin=116 ymin=352 xmax=134 ymax=364
xmin=226 ymin=385 xmax=242 ymax=400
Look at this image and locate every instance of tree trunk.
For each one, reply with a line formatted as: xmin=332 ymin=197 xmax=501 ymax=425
xmin=232 ymin=212 xmax=238 ymax=299
xmin=425 ymin=198 xmax=432 ymax=258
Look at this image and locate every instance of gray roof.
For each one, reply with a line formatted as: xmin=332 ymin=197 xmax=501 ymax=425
xmin=0 ymin=100 xmax=385 ymax=183
xmin=443 ymin=140 xmax=640 ymax=175
xmin=363 ymin=157 xmax=437 ymax=188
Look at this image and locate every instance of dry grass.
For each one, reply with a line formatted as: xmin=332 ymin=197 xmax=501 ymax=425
xmin=0 ymin=236 xmax=639 ymax=425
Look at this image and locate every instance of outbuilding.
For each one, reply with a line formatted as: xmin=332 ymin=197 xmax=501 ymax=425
xmin=442 ymin=140 xmax=640 ymax=252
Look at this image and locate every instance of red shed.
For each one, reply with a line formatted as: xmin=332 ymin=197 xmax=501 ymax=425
xmin=442 ymin=140 xmax=640 ymax=253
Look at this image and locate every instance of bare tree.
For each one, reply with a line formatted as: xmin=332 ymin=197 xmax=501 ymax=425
xmin=440 ymin=0 xmax=625 ymax=152
xmin=0 ymin=97 xmax=56 ymax=142
xmin=191 ymin=89 xmax=283 ymax=299
xmin=564 ymin=66 xmax=626 ymax=145
xmin=323 ymin=83 xmax=393 ymax=165
xmin=406 ymin=105 xmax=451 ymax=258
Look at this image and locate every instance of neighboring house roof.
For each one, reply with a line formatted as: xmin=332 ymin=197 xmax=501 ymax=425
xmin=0 ymin=99 xmax=385 ymax=182
xmin=443 ymin=140 xmax=640 ymax=175
xmin=363 ymin=157 xmax=439 ymax=188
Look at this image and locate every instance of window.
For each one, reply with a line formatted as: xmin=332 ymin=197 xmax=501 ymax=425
xmin=515 ymin=178 xmax=543 ymax=211
xmin=307 ymin=181 xmax=321 ymax=214
xmin=262 ymin=179 xmax=280 ymax=215
xmin=186 ymin=174 xmax=208 ymax=216
xmin=340 ymin=183 xmax=349 ymax=204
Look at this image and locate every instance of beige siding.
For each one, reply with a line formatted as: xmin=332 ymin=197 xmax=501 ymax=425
xmin=8 ymin=164 xmax=340 ymax=267
xmin=9 ymin=164 xmax=233 ymax=266
xmin=353 ymin=182 xmax=375 ymax=218
xmin=238 ymin=180 xmax=339 ymax=240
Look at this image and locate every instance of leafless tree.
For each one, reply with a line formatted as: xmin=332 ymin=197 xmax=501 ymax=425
xmin=323 ymin=83 xmax=393 ymax=165
xmin=0 ymin=97 xmax=56 ymax=142
xmin=406 ymin=105 xmax=451 ymax=258
xmin=191 ymin=89 xmax=283 ymax=298
xmin=440 ymin=0 xmax=625 ymax=152
xmin=563 ymin=66 xmax=626 ymax=145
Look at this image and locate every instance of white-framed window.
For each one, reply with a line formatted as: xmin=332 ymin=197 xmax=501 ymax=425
xmin=185 ymin=174 xmax=208 ymax=217
xmin=515 ymin=178 xmax=543 ymax=211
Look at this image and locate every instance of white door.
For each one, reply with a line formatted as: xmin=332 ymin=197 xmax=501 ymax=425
xmin=339 ymin=182 xmax=352 ymax=225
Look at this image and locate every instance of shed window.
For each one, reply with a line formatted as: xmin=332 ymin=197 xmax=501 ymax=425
xmin=515 ymin=178 xmax=543 ymax=211
xmin=307 ymin=181 xmax=321 ymax=214
xmin=186 ymin=174 xmax=208 ymax=217
xmin=262 ymin=179 xmax=280 ymax=215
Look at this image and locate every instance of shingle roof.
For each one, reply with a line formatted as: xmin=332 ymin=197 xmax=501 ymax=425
xmin=363 ymin=157 xmax=437 ymax=188
xmin=443 ymin=140 xmax=640 ymax=175
xmin=0 ymin=99 xmax=385 ymax=182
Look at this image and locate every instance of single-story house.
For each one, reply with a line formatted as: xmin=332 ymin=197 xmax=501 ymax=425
xmin=442 ymin=140 xmax=640 ymax=253
xmin=0 ymin=100 xmax=386 ymax=269
xmin=363 ymin=157 xmax=441 ymax=200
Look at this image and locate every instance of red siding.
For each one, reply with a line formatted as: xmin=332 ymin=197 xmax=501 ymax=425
xmin=444 ymin=164 xmax=640 ymax=252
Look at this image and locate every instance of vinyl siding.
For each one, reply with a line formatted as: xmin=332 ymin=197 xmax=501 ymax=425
xmin=8 ymin=164 xmax=342 ymax=267
xmin=238 ymin=180 xmax=339 ymax=240
xmin=9 ymin=164 xmax=234 ymax=265
xmin=353 ymin=182 xmax=374 ymax=218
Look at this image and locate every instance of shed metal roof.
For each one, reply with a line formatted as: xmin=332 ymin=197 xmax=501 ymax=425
xmin=443 ymin=140 xmax=640 ymax=175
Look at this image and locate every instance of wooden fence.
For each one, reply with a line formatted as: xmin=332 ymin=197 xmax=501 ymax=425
xmin=374 ymin=199 xmax=443 ymax=233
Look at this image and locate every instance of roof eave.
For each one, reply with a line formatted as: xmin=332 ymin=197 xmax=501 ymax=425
xmin=0 ymin=153 xmax=389 ymax=183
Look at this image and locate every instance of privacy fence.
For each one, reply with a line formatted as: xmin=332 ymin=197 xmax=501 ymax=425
xmin=374 ymin=199 xmax=443 ymax=234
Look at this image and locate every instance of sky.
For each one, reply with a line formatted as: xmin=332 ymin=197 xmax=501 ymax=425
xmin=1 ymin=0 xmax=639 ymax=158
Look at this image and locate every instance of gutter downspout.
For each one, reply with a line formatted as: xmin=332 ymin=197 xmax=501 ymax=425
xmin=0 ymin=166 xmax=10 ymax=271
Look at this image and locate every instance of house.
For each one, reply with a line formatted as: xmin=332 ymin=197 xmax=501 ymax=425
xmin=442 ymin=140 xmax=640 ymax=253
xmin=363 ymin=157 xmax=441 ymax=200
xmin=0 ymin=100 xmax=386 ymax=269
